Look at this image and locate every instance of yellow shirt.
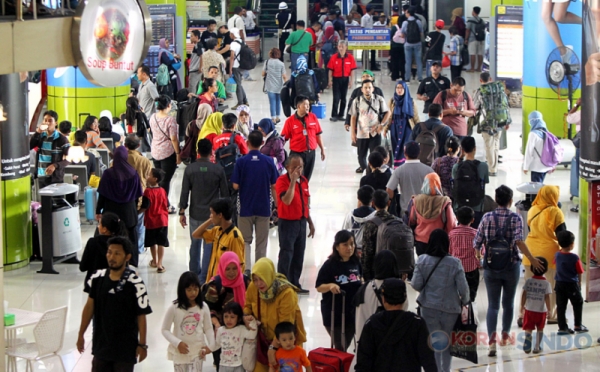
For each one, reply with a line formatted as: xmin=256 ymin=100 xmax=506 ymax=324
xmin=523 ymin=206 xmax=564 ymax=269
xmin=203 ymin=225 xmax=245 ymax=282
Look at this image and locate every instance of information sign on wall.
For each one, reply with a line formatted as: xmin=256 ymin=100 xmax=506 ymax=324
xmin=495 ymin=6 xmax=523 ymax=80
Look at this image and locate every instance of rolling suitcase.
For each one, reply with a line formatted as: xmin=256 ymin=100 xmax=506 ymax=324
xmin=84 ymin=186 xmax=98 ymax=223
xmin=570 ymin=157 xmax=579 ymax=199
xmin=308 ymin=291 xmax=354 ymax=372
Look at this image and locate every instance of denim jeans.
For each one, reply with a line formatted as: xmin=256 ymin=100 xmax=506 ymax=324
xmin=483 ymin=262 xmax=520 ymax=342
xmin=136 ymin=212 xmax=146 ymax=254
xmin=232 ymin=68 xmax=247 ymax=105
xmin=420 ymin=307 xmax=460 ymax=372
xmin=426 ymin=59 xmax=442 ymax=78
xmin=291 ymin=52 xmax=307 ymax=72
xmin=531 ymin=171 xmax=546 ymax=183
xmin=189 ymin=217 xmax=214 ymax=284
xmin=404 ymin=43 xmax=423 ymax=81
xmin=277 ymin=218 xmax=307 ymax=288
xmin=267 ymin=92 xmax=281 ymax=117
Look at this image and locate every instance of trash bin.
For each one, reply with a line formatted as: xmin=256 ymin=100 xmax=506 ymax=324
xmin=515 ymin=182 xmax=544 ymax=239
xmin=38 ymin=183 xmax=82 ymax=257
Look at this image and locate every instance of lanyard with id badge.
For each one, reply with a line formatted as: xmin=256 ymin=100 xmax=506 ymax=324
xmin=300 ymin=115 xmax=310 ymax=151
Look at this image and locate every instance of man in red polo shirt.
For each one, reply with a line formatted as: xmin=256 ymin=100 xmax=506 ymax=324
xmin=276 ymin=153 xmax=315 ymax=294
xmin=307 ymin=20 xmax=321 ymax=69
xmin=281 ymin=95 xmax=326 ymax=181
xmin=327 ymin=40 xmax=357 ymax=122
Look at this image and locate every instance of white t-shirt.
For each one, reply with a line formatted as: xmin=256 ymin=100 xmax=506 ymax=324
xmin=228 ymin=14 xmax=245 ymax=33
xmin=243 ymin=11 xmax=256 ymax=30
xmin=230 ymin=39 xmax=242 ymax=69
xmin=523 ymin=277 xmax=553 ymax=313
xmin=214 ymin=321 xmax=257 ymax=367
xmin=361 ymin=13 xmax=374 ymax=28
xmin=161 ymin=303 xmax=215 ymax=364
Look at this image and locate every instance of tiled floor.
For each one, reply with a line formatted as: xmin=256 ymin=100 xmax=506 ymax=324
xmin=5 ymin=50 xmax=600 ymax=371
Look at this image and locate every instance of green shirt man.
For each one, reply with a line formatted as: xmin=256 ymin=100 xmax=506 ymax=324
xmin=285 ymin=22 xmax=313 ymax=54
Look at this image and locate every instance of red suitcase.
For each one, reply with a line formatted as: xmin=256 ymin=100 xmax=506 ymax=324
xmin=308 ymin=291 xmax=354 ymax=372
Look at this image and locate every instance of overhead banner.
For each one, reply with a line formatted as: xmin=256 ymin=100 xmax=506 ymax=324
xmin=581 ymin=0 xmax=600 ymax=180
xmin=495 ymin=6 xmax=523 ymax=80
xmin=347 ymin=27 xmax=391 ymax=50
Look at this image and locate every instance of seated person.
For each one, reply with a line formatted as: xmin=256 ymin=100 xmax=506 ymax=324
xmin=72 ymin=130 xmax=97 ymax=179
xmin=58 ymin=120 xmax=72 ymax=140
xmin=99 ymin=116 xmax=122 ymax=147
xmin=196 ymin=65 xmax=227 ymax=103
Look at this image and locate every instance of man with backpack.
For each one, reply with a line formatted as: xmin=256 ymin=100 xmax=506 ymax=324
xmin=452 ymin=136 xmax=489 ymax=229
xmin=229 ymin=28 xmax=250 ymax=109
xmin=213 ymin=113 xmax=249 ymax=174
xmin=342 ymin=185 xmax=376 ymax=258
xmin=400 ymin=7 xmax=424 ymax=83
xmin=327 ymin=40 xmax=357 ymax=122
xmin=390 ymin=6 xmax=407 ymax=81
xmin=465 ymin=6 xmax=486 ymax=72
xmin=432 ymin=76 xmax=476 ymax=139
xmin=350 ymin=80 xmax=391 ymax=174
xmin=410 ymin=103 xmax=453 ymax=165
xmin=473 ymin=72 xmax=512 ymax=176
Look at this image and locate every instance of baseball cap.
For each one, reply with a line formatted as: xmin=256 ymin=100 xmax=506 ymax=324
xmin=392 ymin=4 xmax=399 ymax=11
xmin=366 ymin=4 xmax=374 ymax=11
xmin=329 ymin=9 xmax=337 ymax=15
xmin=380 ymin=278 xmax=407 ymax=304
xmin=431 ymin=61 xmax=441 ymax=67
xmin=435 ymin=19 xmax=445 ymax=29
xmin=279 ymin=2 xmax=287 ymax=10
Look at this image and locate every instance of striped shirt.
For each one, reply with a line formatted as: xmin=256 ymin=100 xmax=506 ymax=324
xmin=449 ymin=35 xmax=463 ymax=66
xmin=449 ymin=225 xmax=480 ymax=272
xmin=474 ymin=207 xmax=523 ymax=263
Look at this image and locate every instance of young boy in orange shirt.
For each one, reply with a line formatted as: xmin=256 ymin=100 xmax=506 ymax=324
xmin=270 ymin=322 xmax=312 ymax=372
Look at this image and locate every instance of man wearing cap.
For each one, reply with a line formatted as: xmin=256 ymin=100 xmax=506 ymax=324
xmin=390 ymin=4 xmax=401 ymax=26
xmin=327 ymin=40 xmax=357 ymax=122
xmin=328 ymin=9 xmax=346 ymax=40
xmin=276 ymin=2 xmax=295 ymax=62
xmin=361 ymin=4 xmax=379 ymax=71
xmin=229 ymin=28 xmax=249 ymax=109
xmin=425 ymin=19 xmax=446 ymax=77
xmin=417 ymin=62 xmax=451 ymax=114
xmin=355 ymin=278 xmax=437 ymax=372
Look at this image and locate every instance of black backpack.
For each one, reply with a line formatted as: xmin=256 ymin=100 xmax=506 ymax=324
xmin=372 ymin=216 xmax=415 ymax=274
xmin=469 ymin=18 xmax=486 ymax=41
xmin=406 ymin=19 xmax=421 ymax=44
xmin=294 ymin=73 xmax=317 ymax=102
xmin=460 ymin=43 xmax=470 ymax=66
xmin=483 ymin=212 xmax=513 ymax=272
xmin=215 ymin=132 xmax=241 ymax=182
xmin=176 ymin=97 xmax=200 ymax=141
xmin=453 ymin=159 xmax=484 ymax=207
xmin=233 ymin=40 xmax=258 ymax=70
xmin=414 ymin=122 xmax=444 ymax=166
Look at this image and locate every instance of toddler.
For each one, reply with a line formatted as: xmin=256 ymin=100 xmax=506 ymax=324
xmin=555 ymin=230 xmax=588 ymax=334
xmin=520 ymin=257 xmax=552 ymax=354
xmin=140 ymin=168 xmax=169 ymax=273
xmin=214 ymin=301 xmax=257 ymax=371
xmin=162 ymin=271 xmax=214 ymax=371
xmin=270 ymin=321 xmax=312 ymax=372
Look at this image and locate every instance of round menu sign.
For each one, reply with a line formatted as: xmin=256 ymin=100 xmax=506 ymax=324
xmin=72 ymin=0 xmax=151 ymax=87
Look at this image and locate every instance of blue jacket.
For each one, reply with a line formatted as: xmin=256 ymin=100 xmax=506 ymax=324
xmin=411 ymin=254 xmax=470 ymax=313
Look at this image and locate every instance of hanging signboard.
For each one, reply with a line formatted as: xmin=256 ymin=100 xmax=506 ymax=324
xmin=347 ymin=26 xmax=391 ymax=50
xmin=495 ymin=6 xmax=523 ymax=80
xmin=72 ymin=0 xmax=152 ymax=87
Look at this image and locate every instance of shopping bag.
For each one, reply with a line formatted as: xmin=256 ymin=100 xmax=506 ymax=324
xmin=442 ymin=55 xmax=451 ymax=68
xmin=226 ymin=76 xmax=237 ymax=94
xmin=450 ymin=303 xmax=478 ymax=364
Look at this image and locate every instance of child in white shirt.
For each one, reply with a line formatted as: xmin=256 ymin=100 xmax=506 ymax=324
xmin=214 ymin=301 xmax=257 ymax=372
xmin=162 ymin=271 xmax=215 ymax=371
xmin=520 ymin=257 xmax=552 ymax=354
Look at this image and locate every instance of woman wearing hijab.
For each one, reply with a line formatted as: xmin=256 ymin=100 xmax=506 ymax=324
xmin=158 ymin=38 xmax=182 ymax=96
xmin=235 ymin=105 xmax=253 ymax=137
xmin=96 ymin=146 xmax=143 ymax=267
xmin=523 ymin=111 xmax=555 ymax=183
xmin=289 ymin=55 xmax=320 ymax=105
xmin=408 ymin=173 xmax=457 ymax=256
xmin=181 ymin=103 xmax=212 ymax=162
xmin=384 ymin=81 xmax=419 ymax=167
xmin=196 ymin=112 xmax=223 ymax=161
xmin=516 ymin=185 xmax=565 ymax=326
xmin=256 ymin=118 xmax=286 ymax=174
xmin=318 ymin=21 xmax=339 ymax=69
xmin=243 ymin=258 xmax=307 ymax=372
xmin=125 ymin=97 xmax=151 ymax=151
xmin=411 ymin=229 xmax=470 ymax=372
xmin=354 ymin=250 xmax=407 ymax=341
xmin=451 ymin=8 xmax=466 ymax=38
xmin=201 ymin=251 xmax=250 ymax=368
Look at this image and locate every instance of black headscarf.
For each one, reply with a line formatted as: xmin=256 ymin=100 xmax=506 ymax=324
xmin=426 ymin=229 xmax=450 ymax=258
xmin=374 ymin=250 xmax=400 ymax=280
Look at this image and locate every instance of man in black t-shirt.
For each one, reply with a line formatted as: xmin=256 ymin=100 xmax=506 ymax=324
xmin=77 ymin=237 xmax=152 ymax=372
xmin=200 ymin=19 xmax=218 ymax=50
xmin=424 ymin=19 xmax=446 ymax=77
xmin=416 ymin=62 xmax=451 ymax=113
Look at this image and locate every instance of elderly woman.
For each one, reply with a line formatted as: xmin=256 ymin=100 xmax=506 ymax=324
xmin=523 ymin=111 xmax=555 ymax=183
xmin=202 ymin=251 xmax=250 ymax=369
xmin=408 ymin=173 xmax=457 ymax=256
xmin=255 ymin=118 xmax=286 ymax=174
xmin=235 ymin=105 xmax=253 ymax=137
xmin=158 ymin=38 xmax=182 ymax=96
xmin=244 ymin=258 xmax=307 ymax=372
xmin=516 ymin=185 xmax=565 ymax=326
xmin=354 ymin=250 xmax=406 ymax=341
xmin=411 ymin=229 xmax=470 ymax=372
xmin=384 ymin=81 xmax=419 ymax=167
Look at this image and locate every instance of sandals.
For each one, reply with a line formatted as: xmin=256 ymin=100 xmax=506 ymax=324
xmin=149 ymin=260 xmax=157 ymax=268
xmin=168 ymin=206 xmax=177 ymax=215
xmin=157 ymin=266 xmax=166 ymax=273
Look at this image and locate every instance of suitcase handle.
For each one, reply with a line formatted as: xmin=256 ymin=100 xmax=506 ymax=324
xmin=330 ymin=290 xmax=346 ymax=350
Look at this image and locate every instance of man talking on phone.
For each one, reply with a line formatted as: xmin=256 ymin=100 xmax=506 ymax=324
xmin=30 ymin=110 xmax=70 ymax=186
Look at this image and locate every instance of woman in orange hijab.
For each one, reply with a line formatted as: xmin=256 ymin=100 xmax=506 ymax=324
xmin=517 ymin=185 xmax=566 ymax=326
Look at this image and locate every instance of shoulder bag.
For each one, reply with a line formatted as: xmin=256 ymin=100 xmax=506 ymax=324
xmin=255 ymin=291 xmax=270 ymax=365
xmin=285 ymin=30 xmax=308 ymax=54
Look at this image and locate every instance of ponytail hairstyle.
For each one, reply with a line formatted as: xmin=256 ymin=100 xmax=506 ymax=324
xmin=446 ymin=136 xmax=461 ymax=156
xmin=100 ymin=212 xmax=129 ymax=237
xmin=154 ymin=95 xmax=171 ymax=111
xmin=202 ymin=78 xmax=216 ymax=94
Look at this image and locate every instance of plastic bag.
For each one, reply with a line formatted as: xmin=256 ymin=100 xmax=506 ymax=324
xmin=442 ymin=55 xmax=451 ymax=68
xmin=226 ymin=76 xmax=237 ymax=94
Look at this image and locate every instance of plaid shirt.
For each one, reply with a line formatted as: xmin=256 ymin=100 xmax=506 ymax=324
xmin=450 ymin=35 xmax=463 ymax=66
xmin=449 ymin=225 xmax=480 ymax=272
xmin=474 ymin=207 xmax=523 ymax=263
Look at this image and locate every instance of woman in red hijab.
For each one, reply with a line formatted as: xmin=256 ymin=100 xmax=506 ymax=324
xmin=201 ymin=251 xmax=250 ymax=367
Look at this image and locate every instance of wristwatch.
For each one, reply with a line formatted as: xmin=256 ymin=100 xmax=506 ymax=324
xmin=268 ymin=345 xmax=279 ymax=351
xmin=138 ymin=344 xmax=148 ymax=350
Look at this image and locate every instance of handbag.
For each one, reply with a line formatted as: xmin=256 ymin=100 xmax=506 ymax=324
xmin=256 ymin=290 xmax=270 ymax=365
xmin=450 ymin=303 xmax=478 ymax=364
xmin=416 ymin=256 xmax=446 ymax=316
xmin=285 ymin=30 xmax=308 ymax=55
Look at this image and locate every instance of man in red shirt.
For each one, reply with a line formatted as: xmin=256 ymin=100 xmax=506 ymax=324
xmin=281 ymin=95 xmax=326 ymax=181
xmin=327 ymin=40 xmax=357 ymax=122
xmin=307 ymin=20 xmax=321 ymax=69
xmin=212 ymin=113 xmax=249 ymax=154
xmin=276 ymin=153 xmax=315 ymax=293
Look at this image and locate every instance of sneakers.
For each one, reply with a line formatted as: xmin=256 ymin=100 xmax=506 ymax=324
xmin=297 ymin=288 xmax=310 ymax=295
xmin=355 ymin=167 xmax=365 ymax=174
xmin=488 ymin=343 xmax=497 ymax=357
xmin=532 ymin=347 xmax=542 ymax=354
xmin=523 ymin=333 xmax=532 ymax=354
xmin=557 ymin=328 xmax=575 ymax=335
xmin=330 ymin=117 xmax=338 ymax=122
